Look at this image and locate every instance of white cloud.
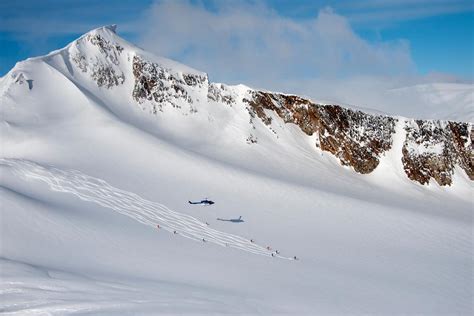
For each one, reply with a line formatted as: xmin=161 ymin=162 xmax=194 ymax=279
xmin=137 ymin=1 xmax=415 ymax=86
xmin=134 ymin=0 xmax=473 ymax=121
xmin=343 ymin=0 xmax=473 ymax=24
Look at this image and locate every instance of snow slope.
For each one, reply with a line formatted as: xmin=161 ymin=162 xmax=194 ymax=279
xmin=387 ymin=83 xmax=474 ymax=122
xmin=1 ymin=26 xmax=472 ymax=315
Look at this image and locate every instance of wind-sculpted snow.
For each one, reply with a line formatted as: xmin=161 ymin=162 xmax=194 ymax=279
xmin=1 ymin=159 xmax=291 ymax=260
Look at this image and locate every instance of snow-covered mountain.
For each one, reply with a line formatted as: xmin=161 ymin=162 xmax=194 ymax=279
xmin=4 ymin=25 xmax=471 ymax=187
xmin=1 ymin=26 xmax=472 ymax=315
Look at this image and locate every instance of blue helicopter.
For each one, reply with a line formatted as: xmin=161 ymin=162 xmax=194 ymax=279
xmin=188 ymin=198 xmax=215 ymax=205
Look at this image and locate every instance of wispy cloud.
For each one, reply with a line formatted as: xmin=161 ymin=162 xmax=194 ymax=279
xmin=343 ymin=0 xmax=472 ymax=10
xmin=135 ymin=0 xmax=471 ymax=120
xmin=343 ymin=0 xmax=473 ymax=24
xmin=137 ymin=1 xmax=414 ymax=83
xmin=256 ymin=0 xmax=473 ymax=27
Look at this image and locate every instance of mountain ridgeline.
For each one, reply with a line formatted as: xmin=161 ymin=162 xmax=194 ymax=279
xmin=244 ymin=92 xmax=472 ymax=186
xmin=9 ymin=26 xmax=474 ymax=186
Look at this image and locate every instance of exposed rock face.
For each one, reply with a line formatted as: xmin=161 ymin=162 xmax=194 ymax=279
xmin=132 ymin=56 xmax=207 ymax=113
xmin=449 ymin=122 xmax=474 ymax=180
xmin=6 ymin=26 xmax=471 ymax=186
xmin=207 ymin=83 xmax=236 ymax=106
xmin=402 ymin=120 xmax=473 ymax=185
xmin=245 ymin=91 xmax=396 ymax=174
xmin=91 ymin=65 xmax=124 ymax=88
xmin=128 ymin=56 xmax=472 ymax=185
xmin=84 ymin=47 xmax=471 ymax=186
xmin=317 ymin=105 xmax=396 ymax=174
xmin=243 ymin=91 xmax=473 ymax=184
xmin=86 ymin=34 xmax=124 ymax=66
xmin=71 ymin=33 xmax=125 ymax=88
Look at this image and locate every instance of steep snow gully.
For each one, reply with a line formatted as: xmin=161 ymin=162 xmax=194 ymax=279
xmin=0 ymin=158 xmax=293 ymax=260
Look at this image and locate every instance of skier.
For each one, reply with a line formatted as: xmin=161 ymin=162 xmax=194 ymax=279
xmin=293 ymin=256 xmax=298 ymax=260
xmin=275 ymin=250 xmax=280 ymax=255
xmin=271 ymin=253 xmax=275 ymax=257
xmin=250 ymin=239 xmax=254 ymax=243
xmin=173 ymin=230 xmax=177 ymax=234
xmin=202 ymin=238 xmax=206 ymax=242
xmin=157 ymin=224 xmax=160 ymax=229
xmin=266 ymin=246 xmax=272 ymax=251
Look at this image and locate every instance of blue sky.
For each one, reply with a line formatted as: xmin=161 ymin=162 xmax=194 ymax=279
xmin=1 ymin=0 xmax=473 ymax=81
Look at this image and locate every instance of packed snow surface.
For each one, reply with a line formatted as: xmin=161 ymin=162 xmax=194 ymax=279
xmin=1 ymin=26 xmax=472 ymax=315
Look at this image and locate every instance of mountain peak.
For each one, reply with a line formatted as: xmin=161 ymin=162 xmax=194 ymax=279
xmin=2 ymin=25 xmax=472 ymax=187
xmin=81 ymin=24 xmax=118 ymax=39
xmin=104 ymin=24 xmax=118 ymax=33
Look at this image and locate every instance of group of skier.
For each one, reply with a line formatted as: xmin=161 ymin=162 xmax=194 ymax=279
xmin=156 ymin=198 xmax=299 ymax=260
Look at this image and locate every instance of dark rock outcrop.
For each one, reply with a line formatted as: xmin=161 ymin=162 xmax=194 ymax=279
xmin=207 ymin=83 xmax=236 ymax=106
xmin=71 ymin=33 xmax=125 ymax=88
xmin=449 ymin=122 xmax=474 ymax=180
xmin=244 ymin=91 xmax=396 ymax=174
xmin=94 ymin=48 xmax=472 ymax=187
xmin=132 ymin=56 xmax=207 ymax=113
xmin=86 ymin=34 xmax=123 ymax=66
xmin=402 ymin=120 xmax=473 ymax=185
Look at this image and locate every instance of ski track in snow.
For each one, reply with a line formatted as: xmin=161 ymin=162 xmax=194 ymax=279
xmin=1 ymin=158 xmax=292 ymax=260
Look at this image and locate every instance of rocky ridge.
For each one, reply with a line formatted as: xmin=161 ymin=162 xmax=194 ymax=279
xmin=64 ymin=27 xmax=473 ymax=186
